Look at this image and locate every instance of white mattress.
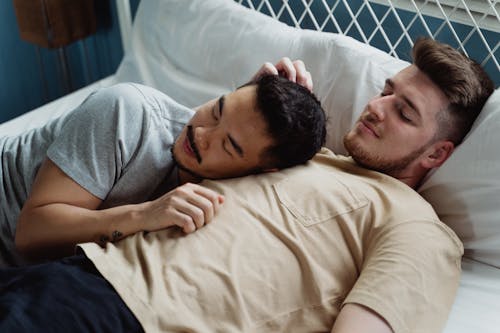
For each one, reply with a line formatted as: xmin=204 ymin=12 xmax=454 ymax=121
xmin=444 ymin=258 xmax=500 ymax=333
xmin=1 ymin=78 xmax=499 ymax=333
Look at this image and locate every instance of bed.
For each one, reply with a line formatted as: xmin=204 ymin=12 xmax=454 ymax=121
xmin=1 ymin=0 xmax=499 ymax=332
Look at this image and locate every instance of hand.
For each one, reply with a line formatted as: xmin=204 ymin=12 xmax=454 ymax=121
xmin=252 ymin=57 xmax=313 ymax=91
xmin=143 ymin=183 xmax=224 ymax=233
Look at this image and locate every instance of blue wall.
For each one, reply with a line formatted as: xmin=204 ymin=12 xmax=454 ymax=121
xmin=0 ymin=0 xmax=140 ymax=124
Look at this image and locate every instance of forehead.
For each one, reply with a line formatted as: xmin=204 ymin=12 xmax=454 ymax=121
xmin=226 ymin=84 xmax=257 ymax=108
xmin=224 ymin=85 xmax=274 ymax=154
xmin=224 ymin=85 xmax=262 ymax=127
xmin=392 ymin=65 xmax=449 ymax=117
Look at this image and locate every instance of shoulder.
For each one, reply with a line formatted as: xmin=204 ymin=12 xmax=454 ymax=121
xmin=114 ymin=83 xmax=195 ymax=124
xmin=85 ymin=83 xmax=193 ymax=121
xmin=64 ymin=83 xmax=192 ymax=138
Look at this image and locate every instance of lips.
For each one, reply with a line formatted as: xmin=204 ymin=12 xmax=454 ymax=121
xmin=359 ymin=119 xmax=379 ymax=138
xmin=183 ymin=136 xmax=195 ymax=156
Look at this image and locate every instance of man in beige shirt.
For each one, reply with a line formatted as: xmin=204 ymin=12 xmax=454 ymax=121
xmin=0 ymin=38 xmax=494 ymax=333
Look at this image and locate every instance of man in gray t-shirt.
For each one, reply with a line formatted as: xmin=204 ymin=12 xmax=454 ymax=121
xmin=1 ymin=75 xmax=326 ymax=266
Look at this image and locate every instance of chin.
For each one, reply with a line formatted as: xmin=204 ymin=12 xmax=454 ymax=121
xmin=343 ymin=133 xmax=359 ymax=156
xmin=172 ymin=150 xmax=206 ymax=180
xmin=343 ymin=136 xmax=380 ymax=170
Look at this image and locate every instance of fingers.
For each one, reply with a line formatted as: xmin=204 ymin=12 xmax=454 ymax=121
xmin=255 ymin=57 xmax=313 ymax=92
xmin=252 ymin=62 xmax=279 ymax=81
xmin=184 ymin=184 xmax=224 ymax=229
xmin=275 ymin=57 xmax=297 ymax=82
xmin=291 ymin=59 xmax=313 ymax=91
xmin=152 ymin=183 xmax=224 ymax=234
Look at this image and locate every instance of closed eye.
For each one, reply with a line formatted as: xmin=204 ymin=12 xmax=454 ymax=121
xmin=222 ymin=140 xmax=233 ymax=157
xmin=228 ymin=135 xmax=244 ymax=157
xmin=211 ymin=105 xmax=219 ymax=121
xmin=400 ymin=109 xmax=413 ymax=123
xmin=401 ymin=113 xmax=411 ymax=121
xmin=396 ymin=101 xmax=414 ymax=123
xmin=386 ymin=77 xmax=421 ymax=123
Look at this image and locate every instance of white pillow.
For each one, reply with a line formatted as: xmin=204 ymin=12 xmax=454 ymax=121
xmin=420 ymin=89 xmax=500 ymax=267
xmin=115 ymin=0 xmax=500 ymax=267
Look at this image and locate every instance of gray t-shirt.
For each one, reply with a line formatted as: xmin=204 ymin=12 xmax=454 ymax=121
xmin=0 ymin=83 xmax=193 ymax=266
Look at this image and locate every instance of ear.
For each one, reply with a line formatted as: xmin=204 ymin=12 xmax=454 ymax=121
xmin=421 ymin=140 xmax=454 ymax=169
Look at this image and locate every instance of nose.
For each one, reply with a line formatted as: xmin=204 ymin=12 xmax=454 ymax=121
xmin=194 ymin=126 xmax=212 ymax=150
xmin=366 ymin=95 xmax=389 ymax=122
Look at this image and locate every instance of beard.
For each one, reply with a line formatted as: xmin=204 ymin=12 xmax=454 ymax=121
xmin=170 ymin=125 xmax=206 ymax=180
xmin=171 ymin=145 xmax=205 ymax=180
xmin=343 ymin=133 xmax=429 ymax=175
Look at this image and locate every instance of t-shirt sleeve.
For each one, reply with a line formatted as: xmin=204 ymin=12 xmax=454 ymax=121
xmin=343 ymin=220 xmax=463 ymax=333
xmin=47 ymin=83 xmax=151 ymax=199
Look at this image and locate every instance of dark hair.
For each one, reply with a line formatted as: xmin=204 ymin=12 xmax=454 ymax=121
xmin=252 ymin=75 xmax=326 ymax=169
xmin=412 ymin=37 xmax=494 ymax=145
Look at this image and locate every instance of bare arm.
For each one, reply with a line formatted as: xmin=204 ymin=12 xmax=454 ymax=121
xmin=331 ymin=303 xmax=393 ymax=333
xmin=16 ymin=158 xmax=223 ymax=261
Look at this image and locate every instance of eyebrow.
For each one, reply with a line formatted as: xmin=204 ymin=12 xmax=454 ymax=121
xmin=218 ymin=95 xmax=244 ymax=158
xmin=218 ymin=95 xmax=225 ymax=117
xmin=386 ymin=78 xmax=422 ymax=119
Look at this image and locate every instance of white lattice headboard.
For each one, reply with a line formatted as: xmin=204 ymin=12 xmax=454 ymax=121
xmin=116 ymin=0 xmax=498 ymax=85
xmin=116 ymin=0 xmax=499 ymax=80
xmin=236 ymin=0 xmax=499 ymax=86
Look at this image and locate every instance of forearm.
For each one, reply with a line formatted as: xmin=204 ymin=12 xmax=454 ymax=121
xmin=16 ymin=201 xmax=150 ymax=260
xmin=331 ymin=304 xmax=393 ymax=333
xmin=17 ymin=157 xmax=223 ymax=262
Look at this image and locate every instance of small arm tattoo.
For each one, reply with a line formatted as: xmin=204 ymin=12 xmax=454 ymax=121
xmin=111 ymin=230 xmax=123 ymax=242
xmin=99 ymin=235 xmax=109 ymax=246
xmin=99 ymin=230 xmax=123 ymax=246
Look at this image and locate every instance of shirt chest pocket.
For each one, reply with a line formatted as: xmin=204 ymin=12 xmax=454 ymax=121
xmin=273 ymin=175 xmax=368 ymax=227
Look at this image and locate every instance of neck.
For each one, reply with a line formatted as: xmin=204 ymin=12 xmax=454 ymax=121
xmin=178 ymin=168 xmax=202 ymax=185
xmin=390 ymin=167 xmax=428 ymax=189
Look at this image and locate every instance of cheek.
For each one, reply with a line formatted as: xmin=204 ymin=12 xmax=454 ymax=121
xmin=387 ymin=122 xmax=416 ymax=141
xmin=409 ymin=126 xmax=435 ymax=145
xmin=174 ymin=129 xmax=187 ymax=150
xmin=388 ymin=130 xmax=428 ymax=155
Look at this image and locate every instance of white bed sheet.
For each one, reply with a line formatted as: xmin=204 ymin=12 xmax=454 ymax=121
xmin=444 ymin=258 xmax=500 ymax=333
xmin=0 ymin=80 xmax=499 ymax=332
